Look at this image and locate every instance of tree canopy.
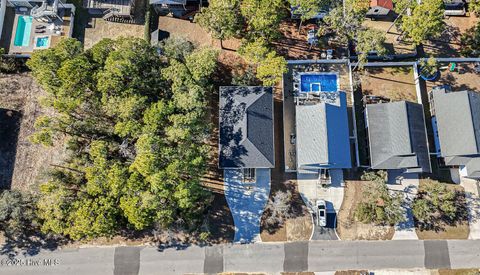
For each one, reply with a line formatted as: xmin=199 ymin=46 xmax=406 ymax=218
xmin=355 ymin=28 xmax=387 ymax=69
xmin=240 ymin=0 xmax=287 ymax=40
xmin=355 ymin=171 xmax=405 ymax=226
xmin=238 ymin=38 xmax=287 ymax=86
xmin=195 ymin=0 xmax=243 ymax=47
xmin=401 ymin=0 xmax=445 ymax=46
xmin=412 ymin=179 xmax=465 ymax=231
xmin=27 ymin=37 xmax=217 ymax=240
xmin=460 ymin=22 xmax=480 ymax=57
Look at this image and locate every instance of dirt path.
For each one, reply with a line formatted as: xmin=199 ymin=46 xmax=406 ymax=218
xmin=0 ymin=73 xmax=67 ymax=191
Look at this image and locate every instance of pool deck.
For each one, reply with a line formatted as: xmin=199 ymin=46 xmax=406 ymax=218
xmin=5 ymin=7 xmax=72 ymax=55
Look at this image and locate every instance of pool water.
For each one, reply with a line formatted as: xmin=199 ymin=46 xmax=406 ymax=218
xmin=36 ymin=36 xmax=49 ymax=48
xmin=300 ymin=73 xmax=338 ymax=93
xmin=13 ymin=15 xmax=33 ymax=47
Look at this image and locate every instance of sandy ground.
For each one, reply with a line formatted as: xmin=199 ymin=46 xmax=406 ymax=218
xmin=425 ymin=62 xmax=480 ymax=92
xmin=363 ymin=18 xmax=416 ymax=55
xmin=260 ymin=178 xmax=313 ymax=242
xmin=337 ymin=181 xmax=395 ymax=241
xmin=0 ymin=73 xmax=67 ymax=191
xmin=423 ymin=15 xmax=479 ymax=57
xmin=83 ymin=19 xmax=145 ymax=49
xmin=357 ymin=66 xmax=417 ymax=102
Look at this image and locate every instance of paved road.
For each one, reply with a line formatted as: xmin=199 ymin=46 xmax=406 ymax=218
xmin=1 ymin=240 xmax=480 ymax=274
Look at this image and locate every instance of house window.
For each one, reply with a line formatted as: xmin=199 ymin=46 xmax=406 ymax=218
xmin=243 ymin=168 xmax=256 ymax=183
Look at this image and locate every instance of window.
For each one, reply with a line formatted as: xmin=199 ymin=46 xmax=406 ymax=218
xmin=243 ymin=168 xmax=256 ymax=183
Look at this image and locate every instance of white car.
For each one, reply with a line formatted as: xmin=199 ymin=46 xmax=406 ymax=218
xmin=316 ymin=199 xmax=327 ymax=227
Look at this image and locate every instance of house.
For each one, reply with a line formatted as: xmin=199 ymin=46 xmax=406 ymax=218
xmin=443 ymin=0 xmax=466 ymax=16
xmin=86 ymin=0 xmax=136 ymax=22
xmin=219 ymin=86 xmax=274 ymax=181
xmin=151 ymin=0 xmax=204 ymax=18
xmin=365 ymin=101 xmax=431 ymax=173
xmin=0 ymin=0 xmax=75 ymax=57
xmin=366 ymin=0 xmax=393 ymax=20
xmin=295 ymin=91 xmax=352 ymax=184
xmin=429 ymin=87 xmax=480 ymax=180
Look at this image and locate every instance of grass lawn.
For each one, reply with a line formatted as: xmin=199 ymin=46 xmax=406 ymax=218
xmin=336 ymin=181 xmax=394 ymax=240
xmin=415 ymin=181 xmax=469 ymax=240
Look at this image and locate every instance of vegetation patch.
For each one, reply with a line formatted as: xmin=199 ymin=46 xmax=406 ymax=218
xmin=413 ymin=179 xmax=469 ymax=240
xmin=337 ymin=175 xmax=396 ymax=241
xmin=0 ymin=37 xmax=220 ymax=245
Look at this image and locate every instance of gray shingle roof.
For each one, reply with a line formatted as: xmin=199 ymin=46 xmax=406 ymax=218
xmin=366 ymin=101 xmax=431 ymax=173
xmin=219 ymin=86 xmax=274 ymax=168
xmin=295 ymin=92 xmax=352 ymax=170
xmin=431 ymin=89 xmax=480 ymax=178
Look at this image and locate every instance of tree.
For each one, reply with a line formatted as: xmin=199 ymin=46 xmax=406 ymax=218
xmin=468 ymin=0 xmax=480 ymax=15
xmin=412 ymin=179 xmax=460 ymax=230
xmin=238 ymin=37 xmax=271 ymax=64
xmin=355 ymin=28 xmax=387 ymax=69
xmin=159 ymin=36 xmax=194 ymax=62
xmin=238 ymin=38 xmax=287 ymax=86
xmin=418 ymin=57 xmax=438 ymax=77
xmin=345 ymin=0 xmax=371 ymax=14
xmin=263 ymin=190 xmax=295 ymax=230
xmin=289 ymin=0 xmax=326 ymax=30
xmin=28 ymin=37 xmax=216 ymax=240
xmin=0 ymin=190 xmax=38 ymax=240
xmin=319 ymin=4 xmax=365 ymax=43
xmin=401 ymin=0 xmax=445 ymax=46
xmin=240 ymin=0 xmax=287 ymax=40
xmin=460 ymin=22 xmax=480 ymax=57
xmin=355 ymin=171 xmax=405 ymax=226
xmin=256 ymin=52 xmax=287 ymax=86
xmin=195 ymin=0 xmax=242 ymax=48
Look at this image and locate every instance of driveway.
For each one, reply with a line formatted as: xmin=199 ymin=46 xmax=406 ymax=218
xmin=297 ymin=169 xmax=344 ymax=240
xmin=460 ymin=178 xmax=480 ymax=239
xmin=224 ymin=168 xmax=271 ymax=243
xmin=387 ymin=170 xmax=419 ymax=240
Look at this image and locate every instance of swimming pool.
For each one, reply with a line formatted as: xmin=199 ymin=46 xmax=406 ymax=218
xmin=300 ymin=73 xmax=339 ymax=93
xmin=35 ymin=36 xmax=50 ymax=48
xmin=14 ymin=15 xmax=33 ymax=47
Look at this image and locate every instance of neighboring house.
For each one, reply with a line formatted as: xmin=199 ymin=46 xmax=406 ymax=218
xmin=86 ymin=0 xmax=136 ymax=22
xmin=219 ymin=86 xmax=274 ymax=180
xmin=295 ymin=91 xmax=352 ymax=184
xmin=366 ymin=101 xmax=431 ymax=173
xmin=0 ymin=0 xmax=75 ymax=57
xmin=151 ymin=0 xmax=204 ymax=18
xmin=366 ymin=0 xmax=393 ymax=20
xmin=443 ymin=0 xmax=466 ymax=16
xmin=429 ymin=87 xmax=480 ymax=180
xmin=290 ymin=4 xmax=329 ymax=20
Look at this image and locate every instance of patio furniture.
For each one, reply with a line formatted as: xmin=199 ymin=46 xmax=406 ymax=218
xmin=474 ymin=62 xmax=480 ymax=74
xmin=449 ymin=62 xmax=456 ymax=72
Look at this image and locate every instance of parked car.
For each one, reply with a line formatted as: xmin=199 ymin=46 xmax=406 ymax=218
xmin=316 ymin=199 xmax=327 ymax=227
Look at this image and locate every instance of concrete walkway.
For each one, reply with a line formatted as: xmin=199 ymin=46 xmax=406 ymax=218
xmin=297 ymin=169 xmax=344 ymax=212
xmin=297 ymin=169 xmax=344 ymax=240
xmin=224 ymin=168 xmax=271 ymax=243
xmin=388 ymin=170 xmax=419 ymax=240
xmin=460 ymin=178 xmax=480 ymax=239
xmin=2 ymin=240 xmax=480 ymax=274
